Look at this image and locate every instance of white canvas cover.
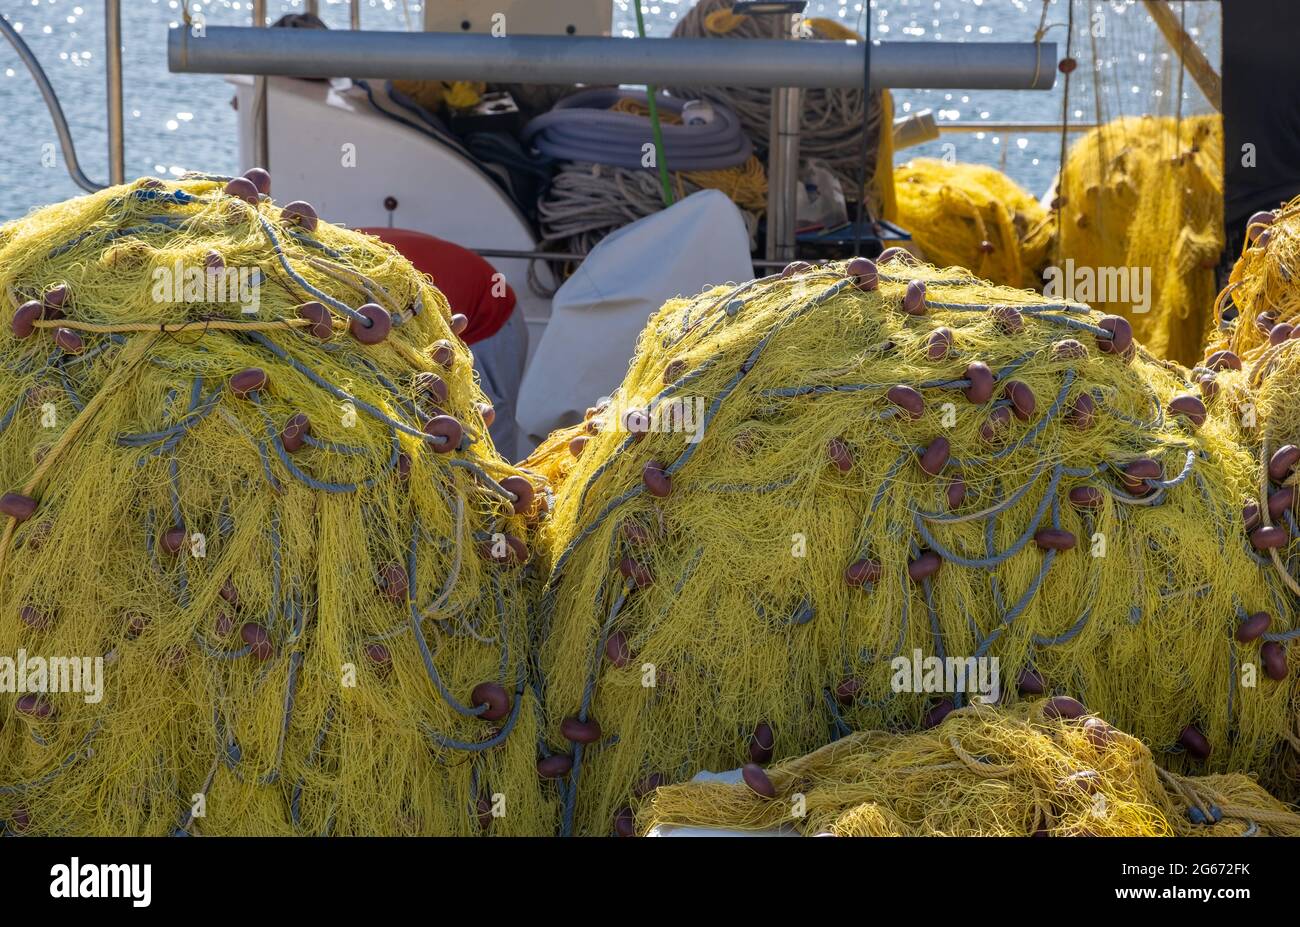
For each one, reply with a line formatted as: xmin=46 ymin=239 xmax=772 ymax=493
xmin=515 ymin=189 xmax=754 ymax=450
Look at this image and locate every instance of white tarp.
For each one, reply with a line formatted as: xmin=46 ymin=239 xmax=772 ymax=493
xmin=515 ymin=189 xmax=754 ymax=450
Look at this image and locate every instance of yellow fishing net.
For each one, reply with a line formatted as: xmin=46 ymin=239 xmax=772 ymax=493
xmin=533 ymin=255 xmax=1297 ymax=836
xmin=1199 ymin=198 xmax=1300 ymax=699
xmin=391 ymin=79 xmax=486 ymax=113
xmin=893 ymin=158 xmax=1053 ymax=290
xmin=1206 ymin=194 xmax=1300 ymax=365
xmin=0 ymin=175 xmax=549 ymax=836
xmin=1053 ymin=114 xmax=1223 ymax=367
xmin=639 ymin=701 xmax=1300 ymax=837
xmin=516 ymin=421 xmax=593 ymax=504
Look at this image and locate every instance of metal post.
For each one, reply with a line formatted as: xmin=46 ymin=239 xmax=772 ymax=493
xmin=105 ymin=0 xmax=125 ymax=185
xmin=766 ymin=14 xmax=801 ymax=263
xmin=252 ymin=0 xmax=269 ymax=170
xmin=0 ymin=14 xmax=103 ymax=191
xmin=166 ymin=29 xmax=1059 ymax=91
xmin=351 ymin=0 xmax=361 ymax=30
xmin=307 ymin=0 xmax=320 ymax=15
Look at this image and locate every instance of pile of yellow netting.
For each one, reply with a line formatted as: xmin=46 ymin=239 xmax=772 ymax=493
xmin=1201 ymin=196 xmax=1300 ymax=670
xmin=892 ymin=158 xmax=1053 ymax=290
xmin=1053 ymin=114 xmax=1224 ymax=366
xmin=890 ymin=113 xmax=1223 ymax=366
xmin=0 ymin=176 xmax=550 ymax=836
xmin=533 ymin=255 xmax=1297 ymax=836
xmin=1206 ymin=194 xmax=1300 ymax=365
xmin=639 ymin=701 xmax=1300 ymax=836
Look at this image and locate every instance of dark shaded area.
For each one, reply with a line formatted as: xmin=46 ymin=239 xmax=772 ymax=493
xmin=1222 ymin=0 xmax=1300 ymax=237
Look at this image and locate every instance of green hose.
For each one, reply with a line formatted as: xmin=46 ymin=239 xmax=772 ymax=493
xmin=634 ymin=0 xmax=675 ymax=207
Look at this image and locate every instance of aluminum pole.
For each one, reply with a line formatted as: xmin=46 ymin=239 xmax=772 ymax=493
xmin=766 ymin=14 xmax=801 ymax=263
xmin=105 ymin=0 xmax=125 ymax=185
xmin=252 ymin=0 xmax=269 ymax=171
xmin=168 ymin=28 xmax=1057 ymax=91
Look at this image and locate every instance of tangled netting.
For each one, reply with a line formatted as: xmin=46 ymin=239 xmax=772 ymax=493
xmin=517 ymin=421 xmax=589 ymax=502
xmin=533 ymin=254 xmax=1298 ymax=836
xmin=639 ymin=701 xmax=1300 ymax=837
xmin=1053 ymin=114 xmax=1223 ymax=366
xmin=892 ymin=158 xmax=1053 ymax=291
xmin=668 ymin=0 xmax=889 ymax=215
xmin=0 ymin=176 xmax=550 ymax=836
xmin=1202 ymin=195 xmax=1300 ymax=643
xmin=1206 ymin=194 xmax=1300 ymax=365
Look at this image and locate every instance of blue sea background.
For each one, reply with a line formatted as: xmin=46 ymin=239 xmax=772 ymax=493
xmin=0 ymin=0 xmax=1220 ymax=221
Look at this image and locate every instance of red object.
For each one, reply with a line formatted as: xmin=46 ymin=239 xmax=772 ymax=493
xmin=359 ymin=227 xmax=516 ymax=344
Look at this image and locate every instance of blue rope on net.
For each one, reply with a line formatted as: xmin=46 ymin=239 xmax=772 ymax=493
xmin=256 ymin=214 xmax=368 ymax=326
xmin=912 ymin=466 xmax=1061 ymax=568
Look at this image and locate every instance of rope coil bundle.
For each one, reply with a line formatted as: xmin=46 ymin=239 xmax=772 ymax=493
xmin=534 ymin=91 xmax=767 ymax=263
xmin=639 ymin=700 xmax=1300 ymax=837
xmin=533 ymin=254 xmax=1297 ymax=836
xmin=669 ymin=0 xmax=888 ymax=214
xmin=0 ymin=176 xmax=549 ymax=835
xmin=893 ymin=158 xmax=1053 ymax=290
xmin=524 ymin=89 xmax=753 ymax=173
xmin=537 ymin=160 xmax=766 ymax=262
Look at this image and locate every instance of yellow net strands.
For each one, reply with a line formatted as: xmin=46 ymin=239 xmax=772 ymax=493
xmin=1206 ymin=194 xmax=1300 ymax=365
xmin=3 ymin=179 xmax=1298 ymax=837
xmin=1202 ymin=195 xmax=1300 ymax=667
xmin=640 ymin=701 xmax=1300 ymax=837
xmin=890 ymin=3 xmax=1224 ymax=366
xmin=533 ymin=253 xmax=1297 ymax=837
xmin=892 ymin=158 xmax=1054 ymax=290
xmin=887 ymin=113 xmax=1221 ymax=366
xmin=1054 ymin=114 xmax=1223 ymax=366
xmin=1048 ymin=0 xmax=1224 ymax=367
xmin=0 ymin=175 xmax=550 ymax=836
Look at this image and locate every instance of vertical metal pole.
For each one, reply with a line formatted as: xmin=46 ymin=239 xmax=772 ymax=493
xmin=307 ymin=0 xmax=320 ymax=15
xmin=105 ymin=0 xmax=125 ymax=185
xmin=351 ymin=0 xmax=361 ymax=30
xmin=765 ymin=15 xmax=801 ymax=263
xmin=253 ymin=0 xmax=269 ymax=169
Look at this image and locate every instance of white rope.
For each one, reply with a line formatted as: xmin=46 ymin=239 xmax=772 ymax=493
xmin=534 ymin=161 xmax=759 ymax=292
xmin=668 ymin=0 xmax=885 ymax=203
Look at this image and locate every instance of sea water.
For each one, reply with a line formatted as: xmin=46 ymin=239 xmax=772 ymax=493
xmin=0 ymin=0 xmax=1220 ymax=221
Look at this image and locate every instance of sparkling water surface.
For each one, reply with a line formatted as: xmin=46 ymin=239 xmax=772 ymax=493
xmin=0 ymin=0 xmax=1219 ymax=221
